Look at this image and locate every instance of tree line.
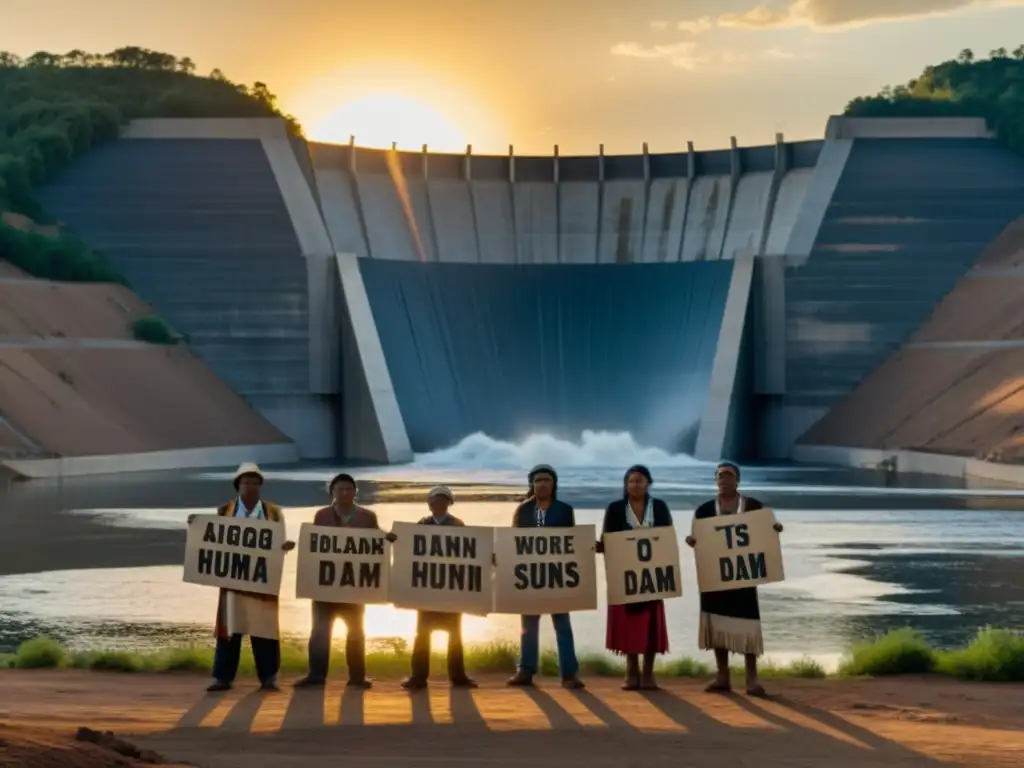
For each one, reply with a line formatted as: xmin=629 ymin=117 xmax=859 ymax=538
xmin=844 ymin=47 xmax=1024 ymax=150
xmin=0 ymin=47 xmax=299 ymax=285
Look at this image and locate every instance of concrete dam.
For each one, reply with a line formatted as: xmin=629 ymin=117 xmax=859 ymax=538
xmin=35 ymin=115 xmax=1024 ymax=473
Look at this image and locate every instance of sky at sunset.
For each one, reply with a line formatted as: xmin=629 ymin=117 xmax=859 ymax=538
xmin=5 ymin=0 xmax=1024 ymax=154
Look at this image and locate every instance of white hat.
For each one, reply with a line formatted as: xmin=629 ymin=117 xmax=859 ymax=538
xmin=233 ymin=463 xmax=265 ymax=488
xmin=427 ymin=485 xmax=454 ymax=502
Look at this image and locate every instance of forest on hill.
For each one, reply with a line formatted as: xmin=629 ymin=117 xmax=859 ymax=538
xmin=0 ymin=46 xmax=298 ymax=284
xmin=844 ymin=46 xmax=1024 ymax=148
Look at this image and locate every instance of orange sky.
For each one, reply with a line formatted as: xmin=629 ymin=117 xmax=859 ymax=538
xmin=6 ymin=0 xmax=1024 ymax=154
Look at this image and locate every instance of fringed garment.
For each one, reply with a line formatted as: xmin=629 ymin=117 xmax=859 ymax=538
xmin=694 ymin=495 xmax=765 ymax=657
xmin=602 ymin=495 xmax=672 ymax=656
xmin=213 ymin=498 xmax=283 ymax=641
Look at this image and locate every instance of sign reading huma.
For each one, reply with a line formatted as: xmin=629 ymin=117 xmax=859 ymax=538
xmin=183 ymin=514 xmax=285 ymax=596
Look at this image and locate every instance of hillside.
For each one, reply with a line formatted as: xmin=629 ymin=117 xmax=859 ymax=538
xmin=0 ymin=49 xmax=298 ymax=469
xmin=0 ymin=46 xmax=298 ymax=283
xmin=844 ymin=46 xmax=1024 ymax=149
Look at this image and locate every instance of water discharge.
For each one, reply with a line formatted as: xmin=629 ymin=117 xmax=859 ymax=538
xmin=412 ymin=430 xmax=708 ymax=470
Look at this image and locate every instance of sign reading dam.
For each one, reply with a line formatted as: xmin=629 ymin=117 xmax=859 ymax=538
xmin=183 ymin=514 xmax=285 ymax=596
xmin=388 ymin=521 xmax=494 ymax=615
xmin=602 ymin=528 xmax=683 ymax=606
xmin=692 ymin=508 xmax=785 ymax=593
xmin=295 ymin=524 xmax=390 ymax=604
xmin=493 ymin=526 xmax=597 ymax=614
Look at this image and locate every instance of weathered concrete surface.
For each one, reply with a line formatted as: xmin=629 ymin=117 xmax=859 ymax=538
xmin=799 ymin=218 xmax=1024 ymax=463
xmin=1 ymin=671 xmax=1022 ymax=767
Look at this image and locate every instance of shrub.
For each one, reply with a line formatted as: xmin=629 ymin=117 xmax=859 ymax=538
xmin=131 ymin=315 xmax=182 ymax=345
xmin=839 ymin=628 xmax=937 ymax=677
xmin=13 ymin=636 xmax=66 ymax=669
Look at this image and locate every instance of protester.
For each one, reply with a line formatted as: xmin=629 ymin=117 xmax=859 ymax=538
xmin=686 ymin=461 xmax=783 ymax=697
xmin=189 ymin=463 xmax=295 ymax=693
xmin=294 ymin=473 xmax=383 ymax=690
xmin=505 ymin=464 xmax=585 ymax=690
xmin=598 ymin=464 xmax=673 ymax=690
xmin=398 ymin=486 xmax=478 ymax=690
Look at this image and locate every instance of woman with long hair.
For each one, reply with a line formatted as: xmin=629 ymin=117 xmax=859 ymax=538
xmin=599 ymin=464 xmax=672 ymax=690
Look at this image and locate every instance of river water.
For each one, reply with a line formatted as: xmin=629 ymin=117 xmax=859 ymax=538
xmin=2 ymin=432 xmax=1023 ymax=671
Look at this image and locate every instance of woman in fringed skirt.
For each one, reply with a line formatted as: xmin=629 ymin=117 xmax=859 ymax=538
xmin=599 ymin=464 xmax=672 ymax=690
xmin=686 ymin=461 xmax=783 ymax=697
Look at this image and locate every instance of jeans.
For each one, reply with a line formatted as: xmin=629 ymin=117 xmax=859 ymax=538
xmin=410 ymin=611 xmax=467 ymax=682
xmin=306 ymin=601 xmax=367 ymax=682
xmin=517 ymin=614 xmax=579 ymax=679
xmin=212 ymin=634 xmax=280 ymax=684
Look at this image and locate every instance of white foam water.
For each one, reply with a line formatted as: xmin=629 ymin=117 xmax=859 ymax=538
xmin=412 ymin=430 xmax=707 ymax=470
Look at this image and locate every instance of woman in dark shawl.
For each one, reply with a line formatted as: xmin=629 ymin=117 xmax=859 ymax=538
xmin=686 ymin=461 xmax=782 ymax=697
xmin=599 ymin=465 xmax=672 ymax=691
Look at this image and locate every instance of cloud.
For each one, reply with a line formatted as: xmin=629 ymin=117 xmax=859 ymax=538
xmin=678 ymin=16 xmax=714 ymax=34
xmin=649 ymin=20 xmax=669 ymax=29
xmin=610 ymin=40 xmax=708 ymax=69
xmin=718 ymin=0 xmax=1022 ymax=30
xmin=764 ymin=47 xmax=798 ymax=59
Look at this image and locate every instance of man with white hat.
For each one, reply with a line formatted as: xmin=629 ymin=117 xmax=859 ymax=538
xmin=194 ymin=463 xmax=295 ymax=693
xmin=399 ymin=485 xmax=478 ymax=690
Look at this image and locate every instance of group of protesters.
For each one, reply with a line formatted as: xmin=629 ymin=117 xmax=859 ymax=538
xmin=199 ymin=459 xmax=781 ymax=698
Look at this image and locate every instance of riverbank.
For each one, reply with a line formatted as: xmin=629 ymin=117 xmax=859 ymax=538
xmin=1 ymin=669 xmax=1022 ymax=767
xmin=5 ymin=627 xmax=1024 ymax=682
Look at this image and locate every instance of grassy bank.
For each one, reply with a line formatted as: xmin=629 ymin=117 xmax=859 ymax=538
xmin=3 ymin=627 xmax=1022 ymax=682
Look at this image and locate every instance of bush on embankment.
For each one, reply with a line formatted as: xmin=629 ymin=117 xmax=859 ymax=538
xmin=0 ymin=47 xmax=298 ymax=284
xmin=5 ymin=628 xmax=1023 ymax=682
xmin=130 ymin=315 xmax=184 ymax=345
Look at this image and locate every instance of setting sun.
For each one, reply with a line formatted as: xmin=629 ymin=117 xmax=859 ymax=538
xmin=310 ymin=91 xmax=469 ymax=152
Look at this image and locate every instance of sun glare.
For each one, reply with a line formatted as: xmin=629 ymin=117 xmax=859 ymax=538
xmin=311 ymin=91 xmax=469 ymax=152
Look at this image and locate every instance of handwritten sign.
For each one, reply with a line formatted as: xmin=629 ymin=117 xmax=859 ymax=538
xmin=602 ymin=527 xmax=683 ymax=606
xmin=691 ymin=507 xmax=785 ymax=593
xmin=295 ymin=524 xmax=390 ymax=604
xmin=183 ymin=514 xmax=284 ymax=596
xmin=388 ymin=521 xmax=494 ymax=615
xmin=493 ymin=526 xmax=597 ymax=614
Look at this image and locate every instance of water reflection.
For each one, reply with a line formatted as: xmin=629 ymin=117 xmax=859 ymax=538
xmin=1 ymin=465 xmax=1023 ymax=669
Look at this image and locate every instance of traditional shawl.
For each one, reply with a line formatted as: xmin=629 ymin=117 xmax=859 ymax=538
xmin=214 ymin=498 xmax=283 ymax=641
xmin=694 ymin=494 xmax=764 ymax=657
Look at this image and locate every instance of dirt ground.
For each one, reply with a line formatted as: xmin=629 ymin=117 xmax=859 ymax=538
xmin=0 ymin=671 xmax=1021 ymax=767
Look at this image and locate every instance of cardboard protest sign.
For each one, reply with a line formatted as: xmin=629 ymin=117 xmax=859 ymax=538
xmin=183 ymin=514 xmax=285 ymax=596
xmin=493 ymin=526 xmax=597 ymax=614
xmin=388 ymin=521 xmax=494 ymax=615
xmin=296 ymin=524 xmax=390 ymax=604
xmin=691 ymin=507 xmax=784 ymax=593
xmin=602 ymin=527 xmax=683 ymax=606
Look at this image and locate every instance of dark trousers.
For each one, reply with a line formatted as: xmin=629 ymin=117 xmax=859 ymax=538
xmin=306 ymin=601 xmax=367 ymax=682
xmin=411 ymin=611 xmax=466 ymax=682
xmin=212 ymin=634 xmax=280 ymax=684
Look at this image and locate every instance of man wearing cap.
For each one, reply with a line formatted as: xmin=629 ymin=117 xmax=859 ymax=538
xmin=506 ymin=465 xmax=585 ymax=689
xmin=399 ymin=485 xmax=478 ymax=690
xmin=196 ymin=463 xmax=295 ymax=693
xmin=294 ymin=473 xmax=382 ymax=690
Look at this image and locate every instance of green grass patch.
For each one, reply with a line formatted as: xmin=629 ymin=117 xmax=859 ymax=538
xmin=6 ymin=628 xmax=1023 ymax=682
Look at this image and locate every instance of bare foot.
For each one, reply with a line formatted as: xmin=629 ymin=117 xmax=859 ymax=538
xmin=704 ymin=678 xmax=731 ymax=693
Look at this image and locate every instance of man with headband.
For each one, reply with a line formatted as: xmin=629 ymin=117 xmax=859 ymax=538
xmin=506 ymin=464 xmax=585 ymax=689
xmin=686 ymin=461 xmax=783 ymax=697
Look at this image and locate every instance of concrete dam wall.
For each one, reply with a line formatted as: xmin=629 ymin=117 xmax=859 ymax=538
xmin=358 ymin=259 xmax=733 ymax=453
xmin=32 ymin=114 xmax=1024 ymax=470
